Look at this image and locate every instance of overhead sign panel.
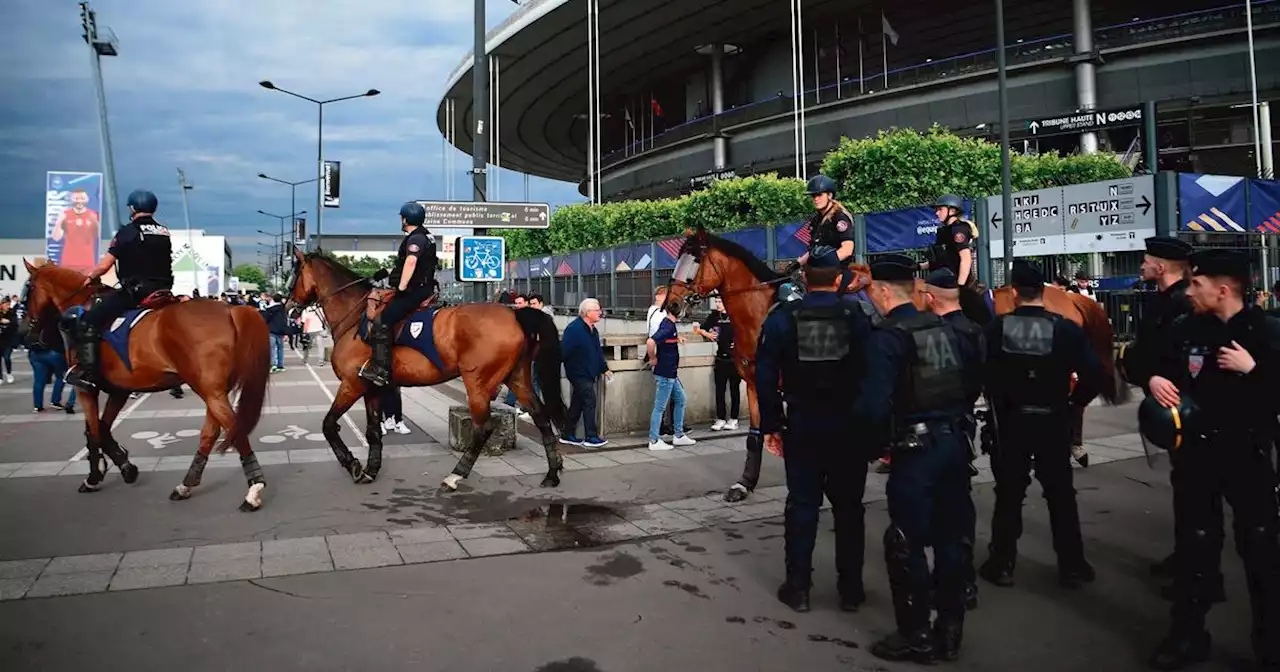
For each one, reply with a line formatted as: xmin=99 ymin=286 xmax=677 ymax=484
xmin=416 ymin=201 xmax=550 ymax=230
xmin=1017 ymin=105 xmax=1145 ymax=139
xmin=988 ymin=175 xmax=1156 ymax=258
xmin=986 ymin=186 xmax=1067 ymax=258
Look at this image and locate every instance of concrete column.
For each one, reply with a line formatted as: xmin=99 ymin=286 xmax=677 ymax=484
xmin=1072 ymin=0 xmax=1098 ymax=154
xmin=710 ymin=43 xmax=729 ymax=169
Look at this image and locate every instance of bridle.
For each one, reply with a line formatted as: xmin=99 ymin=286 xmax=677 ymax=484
xmin=668 ymin=237 xmax=790 ymax=307
xmin=23 ymin=274 xmax=104 ymax=347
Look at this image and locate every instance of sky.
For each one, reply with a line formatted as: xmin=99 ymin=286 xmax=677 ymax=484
xmin=0 ymin=0 xmax=583 ymax=268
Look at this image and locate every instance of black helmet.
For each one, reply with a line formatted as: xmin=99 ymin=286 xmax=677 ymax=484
xmin=1138 ymin=394 xmax=1200 ymax=465
xmin=400 ymin=201 xmax=426 ymax=226
xmin=127 ymin=189 xmax=158 ymax=214
xmin=805 ymin=175 xmax=837 ymax=196
xmin=932 ymin=194 xmax=964 ymax=211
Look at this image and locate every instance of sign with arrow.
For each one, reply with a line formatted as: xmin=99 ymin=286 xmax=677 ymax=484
xmin=986 ymin=186 xmax=1068 ymax=259
xmin=1061 ymin=176 xmax=1156 ymax=254
xmin=1016 ymin=105 xmax=1145 ymax=139
xmin=415 ymin=201 xmax=550 ymax=230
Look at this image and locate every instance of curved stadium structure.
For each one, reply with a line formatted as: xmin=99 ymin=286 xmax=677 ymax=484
xmin=439 ymin=0 xmax=1280 ymax=201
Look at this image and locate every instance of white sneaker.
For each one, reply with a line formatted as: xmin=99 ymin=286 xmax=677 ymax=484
xmin=648 ymin=439 xmax=674 ymax=451
xmin=3 ymin=374 xmax=11 ymax=384
xmin=381 ymin=418 xmax=393 ymax=436
xmin=394 ymin=421 xmax=411 ymax=435
xmin=710 ymin=419 xmax=727 ymax=431
xmin=672 ymin=435 xmax=697 ymax=447
xmin=725 ymin=419 xmax=738 ymax=430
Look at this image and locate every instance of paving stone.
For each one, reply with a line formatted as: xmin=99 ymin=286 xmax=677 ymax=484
xmin=389 ymin=527 xmax=454 ymax=545
xmin=155 ymin=456 xmax=192 ymax=472
xmin=472 ymin=461 xmax=522 ymax=478
xmin=608 ymin=450 xmax=658 ymax=464
xmin=10 ymin=462 xmax=67 ymax=477
xmin=0 ymin=577 xmax=37 ymax=601
xmin=569 ymin=454 xmax=617 ymax=469
xmin=255 ymin=451 xmax=291 ymax=465
xmin=681 ymin=444 xmax=732 ymax=456
xmin=126 ymin=456 xmax=161 ymax=471
xmin=446 ymin=523 xmax=514 ymax=540
xmin=617 ymin=506 xmax=700 ymax=534
xmin=0 ymin=558 xmax=49 ymax=579
xmin=648 ymin=448 xmax=690 ymax=460
xmin=26 ymin=571 xmax=114 ymax=597
xmin=560 ymin=457 xmax=591 ymax=471
xmin=457 ymin=536 xmax=530 ymax=557
xmin=580 ymin=521 xmax=650 ymax=543
xmin=676 ymin=507 xmax=736 ymax=526
xmin=663 ymin=496 xmax=728 ymax=513
xmin=119 ymin=547 xmax=192 ymax=569
xmin=326 ymin=532 xmax=402 ymax=570
xmin=193 ymin=542 xmax=260 ymax=563
xmin=109 ymin=565 xmax=188 ymax=591
xmin=397 ymin=540 xmax=468 ymax=564
xmin=288 ymin=449 xmax=332 ymax=463
xmin=186 ymin=558 xmax=261 ymax=584
xmin=262 ymin=553 xmax=333 ymax=578
xmin=263 ymin=537 xmax=329 ymax=557
xmin=0 ymin=463 xmax=22 ymax=478
xmin=754 ymin=485 xmax=790 ymax=500
xmin=725 ymin=501 xmax=784 ymax=522
xmin=44 ymin=553 xmax=122 ymax=575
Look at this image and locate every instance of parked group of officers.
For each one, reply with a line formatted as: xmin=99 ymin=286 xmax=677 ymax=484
xmin=755 ymin=222 xmax=1280 ymax=668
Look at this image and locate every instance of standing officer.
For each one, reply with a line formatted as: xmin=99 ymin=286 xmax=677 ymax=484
xmin=786 ymin=175 xmax=856 ymax=281
xmin=757 ymin=246 xmax=873 ymax=613
xmin=856 ymin=253 xmax=980 ymax=663
xmin=1146 ymin=249 xmax=1280 ymax=671
xmin=978 ymin=260 xmax=1103 ymax=590
xmin=67 ymin=189 xmax=174 ymax=391
xmin=361 ymin=202 xmax=436 ymax=387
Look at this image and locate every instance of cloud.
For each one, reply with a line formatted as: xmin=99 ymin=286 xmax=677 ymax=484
xmin=0 ymin=0 xmax=583 ymax=267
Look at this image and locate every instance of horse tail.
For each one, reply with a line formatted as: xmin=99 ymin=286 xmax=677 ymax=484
xmin=221 ymin=305 xmax=272 ymax=449
xmin=515 ymin=308 xmax=568 ymax=433
xmin=1075 ymin=293 xmax=1131 ymax=406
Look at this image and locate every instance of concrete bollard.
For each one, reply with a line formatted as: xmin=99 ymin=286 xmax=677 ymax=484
xmin=448 ymin=405 xmax=517 ymax=456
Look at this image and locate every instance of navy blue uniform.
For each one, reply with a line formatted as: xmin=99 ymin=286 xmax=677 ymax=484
xmin=83 ymin=216 xmax=174 ymax=330
xmin=981 ymin=306 xmax=1103 ymax=584
xmin=382 ymin=226 xmax=436 ymax=326
xmin=757 ymin=291 xmax=872 ymax=604
xmin=805 ymin=208 xmax=856 ymax=266
xmin=856 ymin=303 xmax=981 ymax=660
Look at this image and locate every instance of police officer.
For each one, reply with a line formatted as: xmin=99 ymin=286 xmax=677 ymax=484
xmin=978 ymin=260 xmax=1103 ymax=590
xmin=787 ymin=175 xmax=855 ymax=277
xmin=1146 ymin=249 xmax=1280 ymax=671
xmin=856 ymin=253 xmax=980 ymax=663
xmin=360 ymin=202 xmax=437 ymax=387
xmin=757 ymin=246 xmax=873 ymax=613
xmin=920 ymin=195 xmax=989 ymax=322
xmin=67 ymin=189 xmax=174 ymax=391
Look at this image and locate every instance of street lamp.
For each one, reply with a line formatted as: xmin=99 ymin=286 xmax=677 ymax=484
xmin=258 ymin=209 xmax=305 ymax=286
xmin=258 ymin=173 xmax=318 ymax=250
xmin=257 ymin=81 xmax=380 ymax=250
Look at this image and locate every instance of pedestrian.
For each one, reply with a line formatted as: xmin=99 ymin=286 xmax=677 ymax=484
xmin=645 ymin=297 xmax=696 ymax=451
xmin=380 ymin=385 xmax=410 ymax=435
xmin=0 ymin=296 xmax=18 ymax=385
xmin=260 ymin=294 xmax=288 ymax=372
xmin=1145 ymin=249 xmax=1280 ymax=671
xmin=1069 ymin=269 xmax=1098 ymax=301
xmin=695 ymin=296 xmax=740 ymax=431
xmin=560 ymin=298 xmax=612 ymax=448
xmin=756 ymin=246 xmax=872 ymax=614
xmin=529 ymin=293 xmax=555 ymax=317
xmin=25 ymin=308 xmax=75 ymax=414
xmin=856 ymin=253 xmax=982 ymax=663
xmin=978 ymin=260 xmax=1104 ymax=591
xmin=646 ymin=285 xmax=686 ymax=436
xmin=300 ymin=304 xmax=326 ymax=365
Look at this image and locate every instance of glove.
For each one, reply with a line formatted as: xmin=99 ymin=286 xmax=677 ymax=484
xmin=783 ymin=261 xmax=802 ymax=275
xmin=371 ymin=269 xmax=390 ymax=282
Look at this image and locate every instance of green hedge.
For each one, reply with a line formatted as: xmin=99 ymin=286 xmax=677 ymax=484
xmin=496 ymin=126 xmax=1132 ymax=258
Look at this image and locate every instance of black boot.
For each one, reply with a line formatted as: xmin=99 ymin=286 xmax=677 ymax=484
xmin=777 ymin=569 xmax=811 ymax=613
xmin=65 ymin=323 xmax=101 ymax=391
xmin=359 ymin=320 xmax=393 ymax=387
xmin=871 ymin=594 xmax=936 ymax=664
xmin=979 ymin=551 xmax=1016 ymax=588
xmin=933 ymin=616 xmax=964 ymax=662
xmin=1059 ymin=560 xmax=1096 ymax=589
xmin=838 ymin=585 xmax=866 ymax=613
xmin=1148 ymin=630 xmax=1210 ymax=670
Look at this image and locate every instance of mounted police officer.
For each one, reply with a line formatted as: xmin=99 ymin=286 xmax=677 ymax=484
xmin=757 ymin=245 xmax=873 ymax=614
xmin=920 ymin=195 xmax=989 ymax=323
xmin=786 ymin=175 xmax=856 ymax=280
xmin=978 ymin=260 xmax=1104 ymax=591
xmin=360 ymin=202 xmax=437 ymax=387
xmin=1145 ymin=249 xmax=1280 ymax=671
xmin=856 ymin=253 xmax=980 ymax=663
xmin=66 ymin=189 xmax=173 ymax=391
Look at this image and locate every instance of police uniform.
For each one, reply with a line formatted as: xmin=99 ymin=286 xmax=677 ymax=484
xmin=360 ymin=202 xmax=437 ymax=387
xmin=787 ymin=175 xmax=856 ymax=278
xmin=857 ymin=254 xmax=980 ymax=663
xmin=68 ymin=189 xmax=174 ymax=390
xmin=928 ymin=195 xmax=990 ymax=325
xmin=1147 ymin=250 xmax=1280 ymax=671
xmin=979 ymin=260 xmax=1104 ymax=590
xmin=756 ymin=247 xmax=873 ymax=614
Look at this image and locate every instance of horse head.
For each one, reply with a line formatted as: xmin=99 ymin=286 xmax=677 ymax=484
xmin=287 ymin=247 xmax=320 ymax=307
xmin=22 ymin=259 xmax=97 ymax=317
xmin=666 ymin=226 xmax=779 ymax=312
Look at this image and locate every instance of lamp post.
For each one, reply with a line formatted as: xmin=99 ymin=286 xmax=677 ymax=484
xmin=257 ymin=81 xmax=380 ymax=251
xmin=176 ymin=168 xmax=198 ymax=295
xmin=256 ymin=242 xmax=277 ymax=284
xmin=258 ymin=209 xmax=305 ymax=287
xmin=258 ymin=173 xmax=318 ymax=251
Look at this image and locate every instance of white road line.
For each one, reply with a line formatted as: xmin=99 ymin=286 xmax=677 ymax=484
xmin=69 ymin=393 xmax=151 ymax=461
xmin=296 ymin=348 xmax=368 ymax=448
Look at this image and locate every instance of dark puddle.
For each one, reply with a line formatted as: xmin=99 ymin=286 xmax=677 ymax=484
xmin=662 ymin=579 xmax=710 ymax=599
xmin=726 ymin=616 xmax=746 ymax=624
xmin=584 ymin=551 xmax=645 ymax=586
xmin=726 ymin=549 xmax=751 ymax=556
xmin=533 ymin=658 xmax=602 ymax=672
xmin=753 ymin=616 xmax=795 ymax=629
xmin=808 ymin=634 xmax=860 ymax=649
xmin=509 ymin=503 xmax=629 ymax=552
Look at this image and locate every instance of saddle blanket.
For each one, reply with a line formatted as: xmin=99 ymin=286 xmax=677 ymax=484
xmin=104 ymin=309 xmax=153 ymax=371
xmin=359 ymin=307 xmax=446 ymax=372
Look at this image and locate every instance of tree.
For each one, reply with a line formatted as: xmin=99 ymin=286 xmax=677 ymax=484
xmin=332 ymin=254 xmax=396 ymax=277
xmin=231 ymin=264 xmax=266 ymax=288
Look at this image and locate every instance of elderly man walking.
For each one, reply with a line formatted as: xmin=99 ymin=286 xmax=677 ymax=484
xmin=561 ymin=298 xmax=612 ymax=448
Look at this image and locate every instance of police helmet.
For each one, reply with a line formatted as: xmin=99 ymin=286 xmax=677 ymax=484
xmin=805 ymin=175 xmax=837 ymax=196
xmin=932 ymin=194 xmax=964 ymax=212
xmin=400 ymin=201 xmax=426 ymax=227
xmin=1138 ymin=394 xmax=1200 ymax=464
xmin=778 ymin=281 xmax=804 ymax=303
xmin=126 ymin=189 xmax=158 ymax=214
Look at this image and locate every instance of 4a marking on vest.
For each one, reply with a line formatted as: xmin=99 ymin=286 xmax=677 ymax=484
xmin=917 ymin=330 xmax=959 ymax=369
xmin=1002 ymin=315 xmax=1053 ymax=356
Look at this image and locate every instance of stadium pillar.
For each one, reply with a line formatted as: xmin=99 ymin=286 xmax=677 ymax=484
xmin=471 ymin=0 xmax=489 ymax=303
xmin=710 ymin=43 xmax=729 ymax=169
xmin=1072 ymin=0 xmax=1098 ymax=154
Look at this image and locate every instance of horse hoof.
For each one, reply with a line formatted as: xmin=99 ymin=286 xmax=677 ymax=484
xmin=441 ymin=473 xmax=462 ymax=491
xmin=78 ymin=480 xmax=101 ymax=494
xmin=348 ymin=461 xmax=365 ymax=483
xmin=121 ymin=463 xmax=140 ymax=484
xmin=238 ymin=500 xmax=261 ymax=513
xmin=355 ymin=471 xmax=375 ymax=485
xmin=540 ymin=472 xmax=561 ymax=488
xmin=724 ymin=484 xmax=750 ymax=503
xmin=170 ymin=484 xmax=192 ymax=501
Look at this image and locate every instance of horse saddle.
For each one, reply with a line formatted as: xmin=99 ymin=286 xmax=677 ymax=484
xmin=360 ymin=289 xmax=446 ymax=371
xmin=364 ymin=288 xmax=438 ymax=320
xmin=139 ymin=290 xmax=180 ymax=310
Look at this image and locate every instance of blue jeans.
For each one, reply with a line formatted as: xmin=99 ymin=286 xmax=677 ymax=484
xmin=0 ymin=343 xmax=12 ymax=374
xmin=270 ymin=334 xmax=284 ymax=369
xmin=649 ymin=375 xmax=687 ymax=442
xmin=29 ymin=349 xmax=74 ymax=410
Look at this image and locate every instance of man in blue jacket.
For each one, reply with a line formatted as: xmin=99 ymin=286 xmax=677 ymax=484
xmin=561 ymin=298 xmax=613 ymax=447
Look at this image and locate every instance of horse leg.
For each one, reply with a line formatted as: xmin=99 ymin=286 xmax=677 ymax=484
xmin=97 ymin=392 xmax=139 ymax=484
xmin=441 ymin=373 xmax=500 ymax=491
xmin=197 ymin=392 xmax=261 ymax=509
xmin=169 ymin=411 xmax=220 ymax=501
xmin=508 ymin=361 xmax=562 ymax=488
xmin=234 ymin=434 xmax=266 ymax=513
xmin=726 ymin=378 xmax=763 ymax=503
xmin=76 ymin=389 xmax=108 ymax=494
xmin=361 ymin=389 xmax=383 ymax=484
xmin=323 ymin=380 xmax=367 ymax=483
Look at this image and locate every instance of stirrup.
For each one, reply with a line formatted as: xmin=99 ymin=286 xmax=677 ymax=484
xmin=358 ymin=361 xmax=390 ymax=387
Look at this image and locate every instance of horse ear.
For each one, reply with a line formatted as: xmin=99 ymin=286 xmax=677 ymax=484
xmin=293 ymin=247 xmax=305 ymax=263
xmin=22 ymin=258 xmax=35 ymax=273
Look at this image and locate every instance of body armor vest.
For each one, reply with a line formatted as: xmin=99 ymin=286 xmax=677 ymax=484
xmin=887 ymin=312 xmax=968 ymax=417
xmin=996 ymin=313 xmax=1060 ymax=408
xmin=115 ymin=217 xmax=173 ymax=286
xmin=786 ymin=304 xmax=856 ymax=401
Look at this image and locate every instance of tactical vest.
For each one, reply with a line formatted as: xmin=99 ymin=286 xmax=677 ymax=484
xmin=786 ymin=304 xmax=857 ymax=401
xmin=390 ymin=228 xmax=435 ymax=288
xmin=996 ymin=313 xmax=1060 ymax=408
xmin=886 ymin=312 xmax=968 ymax=417
xmin=115 ymin=217 xmax=173 ymax=285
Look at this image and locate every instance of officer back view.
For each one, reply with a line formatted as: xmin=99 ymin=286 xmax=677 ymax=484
xmin=756 ymin=246 xmax=873 ymax=614
xmin=66 ymin=189 xmax=174 ymax=391
xmin=361 ymin=202 xmax=437 ymax=387
xmin=856 ymin=253 xmax=980 ymax=663
xmin=979 ymin=260 xmax=1103 ymax=589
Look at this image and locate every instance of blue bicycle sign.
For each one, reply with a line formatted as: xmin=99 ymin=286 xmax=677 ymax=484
xmin=458 ymin=236 xmax=506 ymax=282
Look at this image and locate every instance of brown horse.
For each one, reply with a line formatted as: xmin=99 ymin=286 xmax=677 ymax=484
xmin=286 ymin=250 xmax=569 ymax=491
xmin=666 ymin=229 xmax=1127 ymax=502
xmin=22 ymin=260 xmax=272 ymax=511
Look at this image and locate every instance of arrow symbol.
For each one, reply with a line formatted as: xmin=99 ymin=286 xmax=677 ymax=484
xmin=1138 ymin=194 xmax=1152 ymax=215
xmin=990 ymin=213 xmax=1002 ymax=229
xmin=1029 ymin=121 xmax=1040 ymax=134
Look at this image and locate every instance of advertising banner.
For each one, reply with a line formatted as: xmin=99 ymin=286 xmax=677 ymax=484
xmin=294 ymin=217 xmax=307 ymax=244
xmin=322 ymin=160 xmax=341 ymax=208
xmin=1179 ymin=173 xmax=1247 ymax=232
xmin=1249 ymin=178 xmax=1280 ymax=233
xmin=45 ymin=171 xmax=105 ymax=274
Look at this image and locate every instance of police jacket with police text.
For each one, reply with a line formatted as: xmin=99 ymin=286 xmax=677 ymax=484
xmin=984 ymin=306 xmax=1103 ymax=412
xmin=1123 ymin=278 xmax=1192 ymax=392
xmin=1154 ymin=305 xmax=1280 ymax=433
xmin=755 ymin=291 xmax=871 ymax=435
xmin=390 ymin=226 xmax=436 ymax=290
xmin=929 ymin=219 xmax=973 ymax=280
xmin=805 ymin=206 xmax=855 ymax=264
xmin=109 ymin=215 xmax=173 ymax=288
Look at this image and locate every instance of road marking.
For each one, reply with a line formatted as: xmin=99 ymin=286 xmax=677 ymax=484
xmin=296 ymin=348 xmax=368 ymax=448
xmin=70 ymin=392 xmax=151 ymax=461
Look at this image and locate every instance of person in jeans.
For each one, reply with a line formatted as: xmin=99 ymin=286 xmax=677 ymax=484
xmin=26 ymin=309 xmax=75 ymax=413
xmin=695 ymin=296 xmax=740 ymax=431
xmin=260 ymin=294 xmax=289 ymax=372
xmin=646 ymin=298 xmax=697 ymax=451
xmin=0 ymin=297 xmax=16 ymax=385
xmin=561 ymin=298 xmax=612 ymax=447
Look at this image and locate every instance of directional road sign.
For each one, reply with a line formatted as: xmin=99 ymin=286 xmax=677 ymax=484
xmin=1061 ymin=176 xmax=1155 ymax=254
xmin=1016 ymin=105 xmax=1145 ymax=140
xmin=416 ymin=201 xmax=549 ymax=230
xmin=457 ymin=236 xmax=505 ymax=282
xmin=986 ymin=186 xmax=1068 ymax=259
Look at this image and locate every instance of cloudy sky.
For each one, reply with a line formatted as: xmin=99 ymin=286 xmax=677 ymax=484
xmin=0 ymin=0 xmax=582 ymax=267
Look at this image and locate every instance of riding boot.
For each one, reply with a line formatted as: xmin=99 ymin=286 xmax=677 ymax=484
xmin=359 ymin=320 xmax=393 ymax=387
xmin=65 ymin=323 xmax=102 ymax=391
xmin=776 ymin=563 xmax=811 ymax=613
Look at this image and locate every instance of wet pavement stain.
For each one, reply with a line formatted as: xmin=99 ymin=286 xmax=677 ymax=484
xmin=662 ymin=579 xmax=710 ymax=599
xmin=726 ymin=616 xmax=746 ymax=624
xmin=753 ymin=616 xmax=795 ymax=629
xmin=508 ymin=503 xmax=632 ymax=552
xmin=726 ymin=549 xmax=751 ymax=556
xmin=757 ymin=534 xmax=783 ymax=541
xmin=808 ymin=634 xmax=860 ymax=648
xmin=533 ymin=658 xmax=602 ymax=672
xmin=684 ymin=545 xmax=707 ymax=553
xmin=584 ymin=551 xmax=645 ymax=586
xmin=724 ymin=531 xmax=745 ymax=540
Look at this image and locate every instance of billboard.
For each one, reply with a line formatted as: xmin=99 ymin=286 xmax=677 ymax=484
xmin=322 ymin=161 xmax=341 ymax=207
xmin=45 ymin=171 xmax=105 ymax=274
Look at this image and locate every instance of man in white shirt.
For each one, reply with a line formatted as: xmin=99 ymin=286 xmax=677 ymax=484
xmin=647 ymin=285 xmax=668 ymax=337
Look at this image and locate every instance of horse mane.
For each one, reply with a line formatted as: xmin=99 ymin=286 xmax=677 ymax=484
xmin=689 ymin=233 xmax=783 ymax=283
xmin=307 ymin=252 xmax=371 ymax=290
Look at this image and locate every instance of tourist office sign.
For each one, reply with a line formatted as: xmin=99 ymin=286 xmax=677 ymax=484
xmin=415 ymin=201 xmax=550 ymax=230
xmin=987 ymin=175 xmax=1156 ymax=258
